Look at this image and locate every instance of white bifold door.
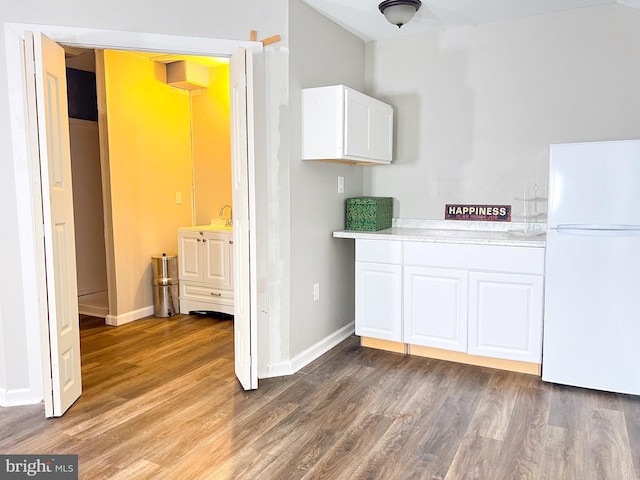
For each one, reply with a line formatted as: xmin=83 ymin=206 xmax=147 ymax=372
xmin=230 ymin=47 xmax=258 ymax=390
xmin=26 ymin=32 xmax=82 ymax=417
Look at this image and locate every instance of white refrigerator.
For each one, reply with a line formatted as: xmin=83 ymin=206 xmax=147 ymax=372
xmin=542 ymin=139 xmax=640 ymax=395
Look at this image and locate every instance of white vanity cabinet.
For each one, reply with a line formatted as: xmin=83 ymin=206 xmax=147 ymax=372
xmin=354 ymin=238 xmax=545 ymax=367
xmin=178 ymin=227 xmax=234 ymax=315
xmin=302 ymin=85 xmax=393 ymax=164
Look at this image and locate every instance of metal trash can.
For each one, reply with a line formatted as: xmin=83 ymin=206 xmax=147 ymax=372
xmin=151 ymin=253 xmax=179 ymax=317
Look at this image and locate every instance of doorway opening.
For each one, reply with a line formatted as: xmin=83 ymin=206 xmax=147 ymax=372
xmin=6 ymin=24 xmax=260 ymax=416
xmin=66 ymin=47 xmax=234 ymax=323
xmin=66 ymin=46 xmax=237 ymax=403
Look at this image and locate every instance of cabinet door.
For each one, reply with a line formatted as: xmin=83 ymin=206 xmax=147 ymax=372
xmin=344 ymin=88 xmax=371 ymax=159
xmin=356 ymin=261 xmax=402 ymax=342
xmin=178 ymin=231 xmax=203 ymax=282
xmin=203 ymin=231 xmax=232 ymax=287
xmin=404 ymin=266 xmax=468 ymax=352
xmin=468 ymin=272 xmax=543 ymax=363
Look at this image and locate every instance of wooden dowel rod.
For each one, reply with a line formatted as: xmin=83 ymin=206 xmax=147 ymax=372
xmin=250 ymin=30 xmax=257 ymax=42
xmin=261 ymin=34 xmax=281 ymax=46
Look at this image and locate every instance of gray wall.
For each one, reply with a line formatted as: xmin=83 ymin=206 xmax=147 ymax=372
xmin=364 ymin=3 xmax=640 ymax=220
xmin=288 ymin=0 xmax=365 ymax=357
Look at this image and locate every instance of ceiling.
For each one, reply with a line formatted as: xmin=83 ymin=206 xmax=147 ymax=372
xmin=301 ymin=0 xmax=640 ymax=42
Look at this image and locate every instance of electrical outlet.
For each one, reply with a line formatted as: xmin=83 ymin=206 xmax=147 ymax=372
xmin=337 ymin=176 xmax=345 ymax=194
xmin=176 ymin=191 xmax=183 ymax=205
xmin=313 ymin=283 xmax=320 ymax=302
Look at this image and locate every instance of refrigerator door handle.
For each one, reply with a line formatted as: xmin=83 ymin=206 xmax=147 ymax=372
xmin=556 ymin=224 xmax=640 ymax=235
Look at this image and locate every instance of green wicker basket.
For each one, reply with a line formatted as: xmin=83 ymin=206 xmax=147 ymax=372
xmin=346 ymin=197 xmax=393 ymax=231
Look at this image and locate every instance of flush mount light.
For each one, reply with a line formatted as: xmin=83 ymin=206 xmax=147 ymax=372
xmin=378 ymin=0 xmax=422 ymax=28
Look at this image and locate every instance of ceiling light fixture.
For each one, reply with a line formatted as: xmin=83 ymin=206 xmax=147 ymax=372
xmin=378 ymin=0 xmax=422 ymax=28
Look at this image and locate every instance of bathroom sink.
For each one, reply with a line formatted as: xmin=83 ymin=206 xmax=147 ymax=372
xmin=209 ymin=219 xmax=233 ymax=231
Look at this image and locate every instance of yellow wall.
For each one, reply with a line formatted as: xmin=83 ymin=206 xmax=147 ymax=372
xmin=191 ymin=64 xmax=231 ymax=225
xmin=104 ymin=50 xmax=193 ymax=314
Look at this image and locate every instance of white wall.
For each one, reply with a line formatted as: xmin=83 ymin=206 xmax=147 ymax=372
xmin=364 ymin=4 xmax=640 ymax=220
xmin=287 ymin=0 xmax=365 ymax=359
xmin=0 ymin=0 xmax=288 ymax=405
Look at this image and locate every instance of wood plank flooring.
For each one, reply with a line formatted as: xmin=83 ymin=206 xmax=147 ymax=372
xmin=1 ymin=314 xmax=639 ymax=479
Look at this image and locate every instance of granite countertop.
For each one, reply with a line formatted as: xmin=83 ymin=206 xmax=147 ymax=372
xmin=333 ymin=219 xmax=546 ymax=248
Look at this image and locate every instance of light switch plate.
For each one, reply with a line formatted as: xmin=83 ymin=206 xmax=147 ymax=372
xmin=337 ymin=176 xmax=345 ymax=194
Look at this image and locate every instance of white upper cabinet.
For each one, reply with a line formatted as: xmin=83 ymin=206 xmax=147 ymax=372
xmin=302 ymin=85 xmax=393 ymax=164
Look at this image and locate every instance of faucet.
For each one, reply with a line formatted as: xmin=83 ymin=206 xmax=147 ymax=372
xmin=218 ymin=204 xmax=233 ymax=226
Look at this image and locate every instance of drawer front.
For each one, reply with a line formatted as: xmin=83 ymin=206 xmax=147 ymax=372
xmin=403 ymin=242 xmax=544 ymax=275
xmin=180 ymin=282 xmax=234 ymax=306
xmin=356 ymin=239 xmax=402 ymax=264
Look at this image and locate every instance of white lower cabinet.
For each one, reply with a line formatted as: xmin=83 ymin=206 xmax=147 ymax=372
xmin=467 ymin=272 xmax=543 ymax=363
xmin=355 ymin=239 xmax=403 ymax=341
xmin=355 ymin=239 xmax=545 ymax=366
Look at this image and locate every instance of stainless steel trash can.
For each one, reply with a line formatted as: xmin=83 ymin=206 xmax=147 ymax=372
xmin=152 ymin=253 xmax=179 ymax=317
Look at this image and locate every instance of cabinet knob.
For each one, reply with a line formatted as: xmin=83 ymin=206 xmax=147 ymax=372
xmin=210 ymin=292 xmax=222 ymax=297
xmin=197 ymin=238 xmax=201 ymax=242
xmin=203 ymin=239 xmax=207 ymax=242
xmin=230 ymin=240 xmax=233 ymax=244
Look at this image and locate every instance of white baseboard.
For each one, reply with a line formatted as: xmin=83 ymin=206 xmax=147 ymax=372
xmin=291 ymin=322 xmax=354 ymax=372
xmin=260 ymin=359 xmax=293 ymax=378
xmin=78 ymin=304 xmax=109 ymax=318
xmin=260 ymin=322 xmax=355 ymax=379
xmin=0 ymin=387 xmax=42 ymax=407
xmin=105 ymin=305 xmax=154 ymax=326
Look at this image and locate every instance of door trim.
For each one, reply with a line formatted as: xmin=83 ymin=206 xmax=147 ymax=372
xmin=5 ymin=22 xmax=261 ymax=411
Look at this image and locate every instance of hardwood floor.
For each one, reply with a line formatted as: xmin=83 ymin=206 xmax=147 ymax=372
xmin=1 ymin=314 xmax=639 ymax=479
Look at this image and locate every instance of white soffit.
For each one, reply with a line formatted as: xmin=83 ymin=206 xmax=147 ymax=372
xmin=301 ymin=0 xmax=629 ymax=42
